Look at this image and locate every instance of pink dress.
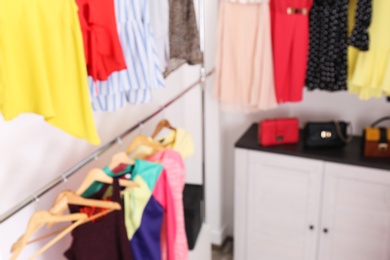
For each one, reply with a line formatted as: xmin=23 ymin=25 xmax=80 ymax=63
xmin=148 ymin=149 xmax=188 ymax=260
xmin=213 ymin=0 xmax=277 ymax=112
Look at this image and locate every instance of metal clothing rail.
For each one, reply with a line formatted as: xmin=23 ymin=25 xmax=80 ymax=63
xmin=0 ymin=69 xmax=214 ymax=224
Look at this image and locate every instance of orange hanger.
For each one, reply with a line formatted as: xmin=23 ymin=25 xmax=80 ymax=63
xmin=125 ymin=135 xmax=164 ymax=156
xmin=11 ymin=210 xmax=88 ymax=260
xmin=151 ymin=119 xmax=176 ymax=139
xmin=109 ymin=152 xmax=134 ymax=170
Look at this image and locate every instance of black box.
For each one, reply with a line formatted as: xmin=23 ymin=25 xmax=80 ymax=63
xmin=183 ymin=184 xmax=203 ymax=250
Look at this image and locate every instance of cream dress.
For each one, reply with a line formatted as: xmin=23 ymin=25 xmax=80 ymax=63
xmin=214 ymin=0 xmax=277 ymax=112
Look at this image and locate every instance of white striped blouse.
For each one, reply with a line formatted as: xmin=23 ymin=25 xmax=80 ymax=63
xmin=89 ymin=0 xmax=165 ymax=111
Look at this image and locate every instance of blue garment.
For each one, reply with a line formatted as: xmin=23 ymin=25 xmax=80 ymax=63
xmin=131 ymin=196 xmax=164 ymax=260
xmin=90 ymin=0 xmax=165 ymax=111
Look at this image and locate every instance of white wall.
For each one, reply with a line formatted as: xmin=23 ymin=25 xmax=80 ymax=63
xmin=224 ymin=90 xmax=390 ymax=236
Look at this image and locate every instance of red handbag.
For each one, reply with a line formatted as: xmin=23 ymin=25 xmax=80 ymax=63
xmin=258 ymin=118 xmax=300 ymax=146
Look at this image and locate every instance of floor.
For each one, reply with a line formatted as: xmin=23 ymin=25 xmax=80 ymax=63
xmin=212 ymin=239 xmax=233 ymax=260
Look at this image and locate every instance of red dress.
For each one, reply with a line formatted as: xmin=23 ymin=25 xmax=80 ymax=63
xmin=76 ymin=0 xmax=126 ymax=81
xmin=270 ymin=0 xmax=313 ymax=103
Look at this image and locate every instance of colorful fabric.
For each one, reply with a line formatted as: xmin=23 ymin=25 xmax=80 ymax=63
xmin=131 ymin=160 xmax=176 ymax=260
xmin=75 ymin=0 xmax=127 ymax=81
xmin=131 ymin=196 xmax=164 ymax=260
xmin=123 ymin=175 xmax=153 ymax=240
xmin=0 ymin=0 xmax=100 ymax=144
xmin=89 ymin=0 xmax=165 ymax=111
xmin=148 ymin=149 xmax=188 ymax=260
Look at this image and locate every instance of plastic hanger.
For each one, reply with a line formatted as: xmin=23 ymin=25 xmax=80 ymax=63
xmin=126 ymin=135 xmax=164 ymax=156
xmin=151 ymin=119 xmax=176 ymax=139
xmin=10 ymin=211 xmax=88 ymax=260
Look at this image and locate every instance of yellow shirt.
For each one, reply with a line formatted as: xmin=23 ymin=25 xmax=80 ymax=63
xmin=348 ymin=0 xmax=390 ymax=99
xmin=0 ymin=0 xmax=100 ymax=144
xmin=131 ymin=128 xmax=195 ymax=159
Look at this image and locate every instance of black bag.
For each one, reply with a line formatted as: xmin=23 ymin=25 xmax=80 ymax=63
xmin=304 ymin=121 xmax=352 ymax=148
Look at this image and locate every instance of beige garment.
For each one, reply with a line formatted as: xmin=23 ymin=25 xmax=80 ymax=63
xmin=214 ymin=1 xmax=277 ymax=112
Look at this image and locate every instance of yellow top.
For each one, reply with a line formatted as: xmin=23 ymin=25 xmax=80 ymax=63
xmin=131 ymin=128 xmax=195 ymax=159
xmin=0 ymin=0 xmax=100 ymax=144
xmin=348 ymin=0 xmax=390 ymax=99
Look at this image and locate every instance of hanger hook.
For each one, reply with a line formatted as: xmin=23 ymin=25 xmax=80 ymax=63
xmin=61 ymin=175 xmax=68 ymax=183
xmin=116 ymin=136 xmax=123 ymax=146
xmin=32 ymin=194 xmax=40 ymax=204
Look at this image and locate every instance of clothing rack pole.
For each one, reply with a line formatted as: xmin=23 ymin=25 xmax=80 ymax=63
xmin=0 ymin=70 xmax=214 ymax=224
xmin=198 ymin=0 xmax=207 ymax=223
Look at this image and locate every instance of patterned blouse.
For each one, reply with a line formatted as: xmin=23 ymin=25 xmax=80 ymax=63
xmin=305 ymin=0 xmax=372 ymax=91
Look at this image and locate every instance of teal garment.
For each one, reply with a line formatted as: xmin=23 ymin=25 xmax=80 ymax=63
xmin=81 ymin=164 xmax=134 ymax=198
xmin=131 ymin=159 xmax=163 ymax=191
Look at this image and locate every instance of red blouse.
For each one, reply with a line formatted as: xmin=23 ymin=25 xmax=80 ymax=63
xmin=76 ymin=0 xmax=126 ymax=81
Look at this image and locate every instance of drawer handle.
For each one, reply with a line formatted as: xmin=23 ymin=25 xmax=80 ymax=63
xmin=309 ymin=225 xmax=314 ymax=230
xmin=323 ymin=228 xmax=328 ymax=234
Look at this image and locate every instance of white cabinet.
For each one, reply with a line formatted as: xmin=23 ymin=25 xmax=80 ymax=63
xmin=319 ymin=163 xmax=390 ymax=260
xmin=235 ymin=148 xmax=390 ymax=260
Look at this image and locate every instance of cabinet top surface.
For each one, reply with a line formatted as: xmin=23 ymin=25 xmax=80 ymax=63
xmin=235 ymin=123 xmax=390 ymax=171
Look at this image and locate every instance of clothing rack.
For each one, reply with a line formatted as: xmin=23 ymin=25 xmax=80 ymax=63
xmin=0 ymin=69 xmax=214 ymax=224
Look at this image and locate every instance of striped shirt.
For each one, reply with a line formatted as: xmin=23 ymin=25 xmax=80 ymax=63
xmin=90 ymin=0 xmax=165 ymax=111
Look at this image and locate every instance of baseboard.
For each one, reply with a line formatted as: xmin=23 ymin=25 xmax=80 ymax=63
xmin=211 ymin=224 xmax=228 ymax=246
xmin=211 ymin=236 xmax=233 ymax=251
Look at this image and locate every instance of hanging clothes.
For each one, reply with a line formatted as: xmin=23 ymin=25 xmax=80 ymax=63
xmin=148 ymin=149 xmax=188 ymax=260
xmin=129 ymin=160 xmax=176 ymax=260
xmin=306 ymin=0 xmax=371 ymax=92
xmin=75 ymin=0 xmax=127 ymax=81
xmin=270 ymin=0 xmax=313 ymax=103
xmin=164 ymin=0 xmax=203 ymax=77
xmin=89 ymin=0 xmax=165 ymax=111
xmin=348 ymin=0 xmax=389 ymax=99
xmin=123 ymin=175 xmax=164 ymax=260
xmin=214 ymin=0 xmax=277 ymax=112
xmin=0 ymin=0 xmax=100 ymax=144
xmin=64 ymin=178 xmax=133 ymax=260
xmin=149 ymin=0 xmax=170 ymax=72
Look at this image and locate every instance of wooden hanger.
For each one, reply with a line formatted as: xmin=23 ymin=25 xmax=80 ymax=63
xmin=11 ymin=211 xmax=88 ymax=260
xmin=46 ymin=189 xmax=122 ymax=228
xmin=151 ymin=119 xmax=176 ymax=139
xmin=49 ymin=190 xmax=121 ymax=215
xmin=126 ymin=135 xmax=164 ymax=156
xmin=109 ymin=152 xmax=134 ymax=170
xmin=75 ymin=168 xmax=139 ymax=196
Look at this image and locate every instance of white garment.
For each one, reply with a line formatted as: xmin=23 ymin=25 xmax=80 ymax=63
xmin=149 ymin=0 xmax=170 ymax=72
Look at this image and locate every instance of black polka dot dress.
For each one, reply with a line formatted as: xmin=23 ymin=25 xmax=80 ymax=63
xmin=305 ymin=0 xmax=372 ymax=91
